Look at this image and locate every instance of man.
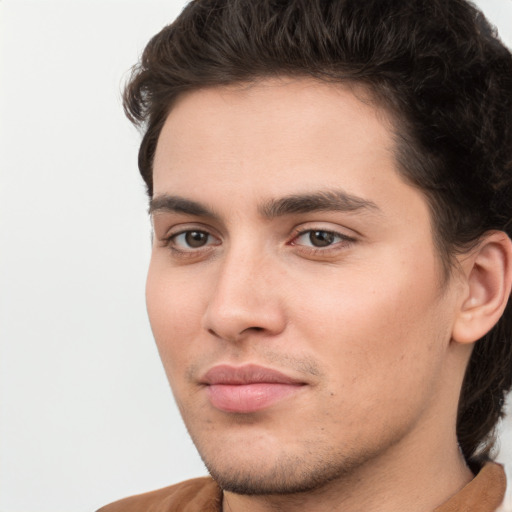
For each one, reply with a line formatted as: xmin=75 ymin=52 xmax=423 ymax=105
xmin=99 ymin=0 xmax=512 ymax=510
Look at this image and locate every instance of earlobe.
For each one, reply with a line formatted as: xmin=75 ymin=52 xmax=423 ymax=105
xmin=452 ymin=232 xmax=512 ymax=345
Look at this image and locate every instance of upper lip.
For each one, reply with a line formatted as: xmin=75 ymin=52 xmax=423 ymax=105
xmin=200 ymin=364 xmax=305 ymax=385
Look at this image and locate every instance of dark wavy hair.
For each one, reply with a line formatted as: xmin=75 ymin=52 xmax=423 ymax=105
xmin=123 ymin=0 xmax=512 ymax=463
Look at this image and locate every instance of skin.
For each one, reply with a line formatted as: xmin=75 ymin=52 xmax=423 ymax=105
xmin=147 ymin=79 xmax=476 ymax=512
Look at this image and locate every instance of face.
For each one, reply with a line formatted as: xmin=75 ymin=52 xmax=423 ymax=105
xmin=147 ymin=79 xmax=463 ymax=494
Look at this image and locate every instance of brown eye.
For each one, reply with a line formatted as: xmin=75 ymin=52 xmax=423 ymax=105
xmin=309 ymin=230 xmax=336 ymax=247
xmin=184 ymin=231 xmax=209 ymax=248
xmin=171 ymin=230 xmax=214 ymax=250
xmin=292 ymin=229 xmax=354 ymax=250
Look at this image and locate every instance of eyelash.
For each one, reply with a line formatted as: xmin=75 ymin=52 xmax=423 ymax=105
xmin=162 ymin=229 xmax=220 ymax=258
xmin=161 ymin=227 xmax=356 ymax=259
xmin=289 ymin=228 xmax=356 ymax=254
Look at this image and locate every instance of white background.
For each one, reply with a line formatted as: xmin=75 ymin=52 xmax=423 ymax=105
xmin=1 ymin=1 xmax=512 ymax=511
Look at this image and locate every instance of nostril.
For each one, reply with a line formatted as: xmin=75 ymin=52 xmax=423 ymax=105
xmin=202 ymin=296 xmax=286 ymax=341
xmin=239 ymin=326 xmax=265 ymax=336
xmin=207 ymin=325 xmax=265 ymax=341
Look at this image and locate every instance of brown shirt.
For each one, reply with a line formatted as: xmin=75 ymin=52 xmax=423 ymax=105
xmin=97 ymin=462 xmax=506 ymax=512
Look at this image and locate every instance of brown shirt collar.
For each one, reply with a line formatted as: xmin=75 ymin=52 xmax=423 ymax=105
xmin=434 ymin=462 xmax=506 ymax=512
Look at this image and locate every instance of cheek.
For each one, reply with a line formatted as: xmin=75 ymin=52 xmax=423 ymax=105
xmin=145 ymin=258 xmax=207 ymax=376
xmin=295 ymin=253 xmax=448 ymax=400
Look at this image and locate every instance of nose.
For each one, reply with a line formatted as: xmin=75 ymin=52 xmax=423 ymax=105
xmin=202 ymin=248 xmax=287 ymax=343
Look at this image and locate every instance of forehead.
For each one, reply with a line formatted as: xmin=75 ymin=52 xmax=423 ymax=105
xmin=153 ymin=78 xmax=399 ymax=199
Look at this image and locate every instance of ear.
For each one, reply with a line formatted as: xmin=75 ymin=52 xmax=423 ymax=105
xmin=452 ymin=231 xmax=512 ymax=344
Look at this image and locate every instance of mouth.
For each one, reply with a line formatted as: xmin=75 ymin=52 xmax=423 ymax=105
xmin=200 ymin=364 xmax=306 ymax=413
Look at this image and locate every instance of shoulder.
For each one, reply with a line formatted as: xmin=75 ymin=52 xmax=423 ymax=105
xmin=96 ymin=477 xmax=222 ymax=512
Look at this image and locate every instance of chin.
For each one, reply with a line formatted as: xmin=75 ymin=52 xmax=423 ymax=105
xmin=200 ymin=447 xmax=365 ymax=496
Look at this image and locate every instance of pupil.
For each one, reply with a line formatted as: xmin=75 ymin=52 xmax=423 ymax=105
xmin=185 ymin=231 xmax=207 ymax=248
xmin=310 ymin=231 xmax=334 ymax=247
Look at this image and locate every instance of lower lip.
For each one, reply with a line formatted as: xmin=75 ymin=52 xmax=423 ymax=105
xmin=206 ymin=383 xmax=303 ymax=413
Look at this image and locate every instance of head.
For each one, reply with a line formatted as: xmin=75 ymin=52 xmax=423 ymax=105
xmin=124 ymin=0 xmax=512 ymax=486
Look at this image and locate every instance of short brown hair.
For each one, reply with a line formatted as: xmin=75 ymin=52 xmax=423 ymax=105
xmin=123 ymin=0 xmax=512 ymax=463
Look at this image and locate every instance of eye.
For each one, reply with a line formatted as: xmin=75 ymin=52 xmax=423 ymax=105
xmin=292 ymin=229 xmax=352 ymax=248
xmin=170 ymin=230 xmax=218 ymax=250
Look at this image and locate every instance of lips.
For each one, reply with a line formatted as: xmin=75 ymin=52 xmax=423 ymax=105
xmin=201 ymin=364 xmax=306 ymax=413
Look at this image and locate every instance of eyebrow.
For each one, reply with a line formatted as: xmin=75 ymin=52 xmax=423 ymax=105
xmin=149 ymin=190 xmax=381 ymax=219
xmin=259 ymin=190 xmax=381 ymax=218
xmin=149 ymin=195 xmax=216 ymax=217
